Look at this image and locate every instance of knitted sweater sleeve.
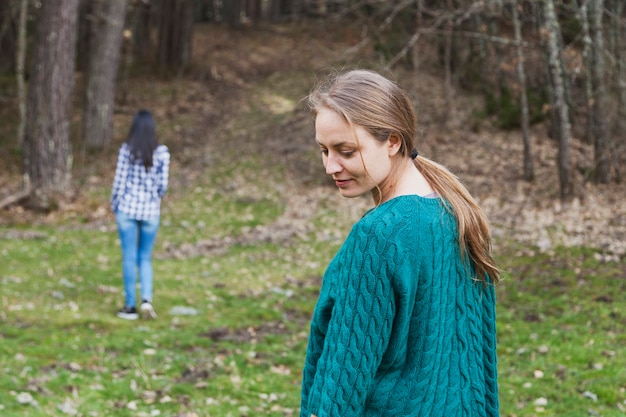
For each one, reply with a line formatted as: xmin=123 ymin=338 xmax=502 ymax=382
xmin=302 ymin=217 xmax=398 ymax=417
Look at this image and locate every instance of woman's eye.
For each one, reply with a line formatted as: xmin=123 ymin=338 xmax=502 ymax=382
xmin=341 ymin=150 xmax=355 ymax=157
xmin=320 ymin=149 xmax=329 ymax=155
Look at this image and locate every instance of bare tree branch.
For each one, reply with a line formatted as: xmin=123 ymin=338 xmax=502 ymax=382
xmin=344 ymin=0 xmax=419 ymax=56
xmin=384 ymin=1 xmax=530 ymax=70
xmin=0 ymin=177 xmax=31 ymax=210
xmin=421 ymin=28 xmax=533 ymax=47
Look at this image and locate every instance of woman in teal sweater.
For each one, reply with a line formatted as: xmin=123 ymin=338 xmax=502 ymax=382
xmin=300 ymin=69 xmax=500 ymax=417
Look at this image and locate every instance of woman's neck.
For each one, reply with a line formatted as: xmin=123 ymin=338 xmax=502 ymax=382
xmin=373 ymin=159 xmax=434 ymax=204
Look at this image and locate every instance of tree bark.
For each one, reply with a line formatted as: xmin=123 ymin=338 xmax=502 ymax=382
xmin=83 ymin=0 xmax=128 ymax=149
xmin=269 ymin=0 xmax=282 ymax=21
xmin=512 ymin=0 xmax=533 ymax=181
xmin=0 ymin=1 xmax=19 ymax=72
xmin=24 ymin=0 xmax=79 ymax=208
xmin=442 ymin=0 xmax=454 ymax=124
xmin=542 ymin=0 xmax=573 ymax=199
xmin=473 ymin=11 xmax=489 ymax=95
xmin=223 ymin=0 xmax=243 ymax=26
xmin=608 ymin=0 xmax=625 ymax=181
xmin=486 ymin=0 xmax=505 ymax=90
xmin=247 ymin=0 xmax=263 ymax=21
xmin=16 ymin=0 xmax=28 ymax=147
xmin=578 ymin=0 xmax=593 ymax=145
xmin=411 ymin=0 xmax=424 ymax=76
xmin=157 ymin=0 xmax=194 ymax=70
xmin=131 ymin=0 xmax=154 ymax=64
xmin=588 ymin=0 xmax=611 ymax=183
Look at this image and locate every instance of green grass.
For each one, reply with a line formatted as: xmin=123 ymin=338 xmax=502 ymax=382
xmin=2 ymin=189 xmax=625 ymax=417
xmin=496 ymin=248 xmax=626 ymax=416
xmin=1 ymin=69 xmax=625 ymax=416
xmin=0 ymin=215 xmax=323 ymax=416
xmin=0 ymin=133 xmax=331 ymax=415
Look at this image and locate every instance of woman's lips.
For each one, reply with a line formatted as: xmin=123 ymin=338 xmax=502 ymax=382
xmin=334 ymin=179 xmax=351 ymax=187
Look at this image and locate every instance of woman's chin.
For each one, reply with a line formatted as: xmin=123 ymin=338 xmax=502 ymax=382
xmin=338 ymin=188 xmax=367 ymax=199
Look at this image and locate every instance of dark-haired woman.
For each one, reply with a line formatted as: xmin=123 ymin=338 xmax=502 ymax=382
xmin=300 ymin=70 xmax=500 ymax=416
xmin=111 ymin=110 xmax=170 ymax=320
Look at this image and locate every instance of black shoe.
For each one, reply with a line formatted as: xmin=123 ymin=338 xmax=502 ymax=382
xmin=117 ymin=306 xmax=139 ymax=320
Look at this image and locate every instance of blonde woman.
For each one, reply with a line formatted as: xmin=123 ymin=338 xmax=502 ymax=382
xmin=300 ymin=69 xmax=499 ymax=417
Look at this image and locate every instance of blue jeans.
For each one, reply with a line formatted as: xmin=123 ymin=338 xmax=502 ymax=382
xmin=115 ymin=211 xmax=160 ymax=308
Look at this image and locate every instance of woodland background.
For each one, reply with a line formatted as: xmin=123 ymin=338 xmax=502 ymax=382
xmin=1 ymin=0 xmax=624 ymax=269
xmin=0 ymin=0 xmax=625 ymax=211
xmin=0 ymin=0 xmax=625 ymax=416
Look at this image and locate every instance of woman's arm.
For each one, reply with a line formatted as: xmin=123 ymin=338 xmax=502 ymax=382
xmin=156 ymin=146 xmax=170 ymax=198
xmin=110 ymin=146 xmax=128 ymax=211
xmin=304 ymin=222 xmax=396 ymax=416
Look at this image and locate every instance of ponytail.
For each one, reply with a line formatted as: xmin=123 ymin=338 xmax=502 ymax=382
xmin=415 ymin=156 xmax=500 ymax=283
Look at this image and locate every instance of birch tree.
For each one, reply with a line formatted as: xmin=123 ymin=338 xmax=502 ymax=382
xmin=578 ymin=0 xmax=593 ymax=144
xmin=607 ymin=0 xmax=624 ymax=181
xmin=512 ymin=0 xmax=533 ymax=181
xmin=587 ymin=0 xmax=611 ymax=183
xmin=542 ymin=0 xmax=573 ymax=198
xmin=16 ymin=0 xmax=28 ymax=147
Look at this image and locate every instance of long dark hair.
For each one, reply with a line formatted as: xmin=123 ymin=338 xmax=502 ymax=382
xmin=126 ymin=109 xmax=158 ymax=170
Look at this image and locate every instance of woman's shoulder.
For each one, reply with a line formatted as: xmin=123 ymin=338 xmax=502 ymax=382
xmin=117 ymin=143 xmax=131 ymax=160
xmin=154 ymin=145 xmax=170 ymax=160
xmin=351 ymin=198 xmax=408 ymax=237
xmin=155 ymin=144 xmax=169 ymax=153
xmin=354 ymin=196 xmax=447 ymax=237
xmin=362 ymin=195 xmax=440 ymax=220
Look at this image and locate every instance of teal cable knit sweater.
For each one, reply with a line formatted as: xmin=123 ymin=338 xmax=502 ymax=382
xmin=300 ymin=195 xmax=499 ymax=417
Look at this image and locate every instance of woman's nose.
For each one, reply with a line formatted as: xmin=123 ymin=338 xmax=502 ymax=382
xmin=325 ymin=153 xmax=342 ymax=175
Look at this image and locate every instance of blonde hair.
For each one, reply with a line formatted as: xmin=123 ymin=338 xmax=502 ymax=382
xmin=308 ymin=69 xmax=500 ymax=284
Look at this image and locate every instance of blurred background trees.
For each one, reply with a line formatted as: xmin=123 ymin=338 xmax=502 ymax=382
xmin=0 ymin=0 xmax=624 ymax=209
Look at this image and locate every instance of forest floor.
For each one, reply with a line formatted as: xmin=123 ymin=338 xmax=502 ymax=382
xmin=1 ymin=18 xmax=625 ymax=262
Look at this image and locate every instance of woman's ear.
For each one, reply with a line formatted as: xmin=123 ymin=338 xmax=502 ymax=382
xmin=387 ymin=134 xmax=402 ymax=156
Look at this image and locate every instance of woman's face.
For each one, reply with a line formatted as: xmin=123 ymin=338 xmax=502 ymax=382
xmin=315 ymin=107 xmax=395 ymax=199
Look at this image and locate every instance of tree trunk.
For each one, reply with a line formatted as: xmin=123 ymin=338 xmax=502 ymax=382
xmin=223 ymin=0 xmax=242 ymax=26
xmin=83 ymin=0 xmax=128 ymax=149
xmin=24 ymin=0 xmax=79 ymax=209
xmin=578 ymin=0 xmax=593 ymax=144
xmin=247 ymin=0 xmax=263 ymax=21
xmin=608 ymin=0 xmax=625 ymax=181
xmin=512 ymin=0 xmax=533 ymax=181
xmin=442 ymin=0 xmax=454 ymax=124
xmin=473 ymin=12 xmax=489 ymax=95
xmin=16 ymin=0 xmax=28 ymax=147
xmin=75 ymin=0 xmax=92 ymax=72
xmin=411 ymin=0 xmax=424 ymax=74
xmin=269 ymin=0 xmax=282 ymax=21
xmin=157 ymin=0 xmax=194 ymax=70
xmin=542 ymin=0 xmax=573 ymax=199
xmin=0 ymin=1 xmax=18 ymax=72
xmin=132 ymin=0 xmax=154 ymax=64
xmin=486 ymin=0 xmax=505 ymax=90
xmin=588 ymin=0 xmax=611 ymax=183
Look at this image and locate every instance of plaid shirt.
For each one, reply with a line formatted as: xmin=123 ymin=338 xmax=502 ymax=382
xmin=111 ymin=143 xmax=170 ymax=220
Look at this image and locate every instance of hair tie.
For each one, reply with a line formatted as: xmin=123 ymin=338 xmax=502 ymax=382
xmin=410 ymin=149 xmax=419 ymax=159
